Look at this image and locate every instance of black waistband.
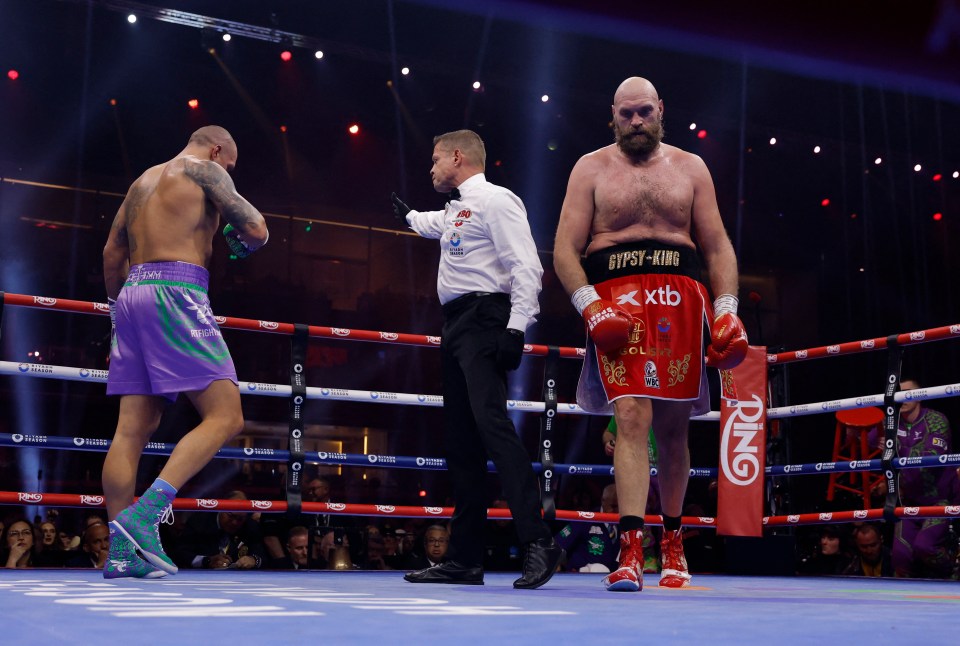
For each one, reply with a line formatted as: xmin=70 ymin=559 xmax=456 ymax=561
xmin=583 ymin=241 xmax=701 ymax=284
xmin=441 ymin=291 xmax=508 ymax=318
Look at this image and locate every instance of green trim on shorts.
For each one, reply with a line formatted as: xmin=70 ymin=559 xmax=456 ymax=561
xmin=126 ymin=279 xmax=208 ymax=293
xmin=155 ymin=288 xmax=231 ymax=363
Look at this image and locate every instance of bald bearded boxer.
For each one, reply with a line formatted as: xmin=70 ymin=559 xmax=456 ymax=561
xmin=553 ymin=77 xmax=747 ymax=592
xmin=101 ymin=125 xmax=268 ymax=579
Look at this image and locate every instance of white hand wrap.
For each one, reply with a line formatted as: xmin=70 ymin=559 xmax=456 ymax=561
xmin=713 ymin=294 xmax=739 ymax=318
xmin=571 ymin=285 xmax=601 ymax=316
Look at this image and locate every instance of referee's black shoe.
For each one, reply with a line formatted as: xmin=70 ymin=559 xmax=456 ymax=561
xmin=513 ymin=537 xmax=564 ymax=589
xmin=404 ymin=560 xmax=484 ymax=585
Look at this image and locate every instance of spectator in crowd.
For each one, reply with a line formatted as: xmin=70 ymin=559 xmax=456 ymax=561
xmin=33 ymin=520 xmax=68 ymax=567
xmin=317 ymin=528 xmax=353 ymax=570
xmin=842 ymin=524 xmax=893 ymax=577
xmin=65 ymin=522 xmax=110 ymax=569
xmin=3 ymin=518 xmax=36 ymax=568
xmin=556 ymin=484 xmax=620 ymax=573
xmin=396 ymin=528 xmax=413 ymax=558
xmin=270 ymin=526 xmax=312 ymax=570
xmin=59 ymin=529 xmax=80 ymax=551
xmin=262 ymin=475 xmax=335 ymax=563
xmin=174 ymin=491 xmax=265 ymax=570
xmin=892 ymin=378 xmax=960 ymax=579
xmin=382 ymin=527 xmax=406 ymax=570
xmin=39 ymin=521 xmax=59 ymax=549
xmin=797 ymin=525 xmax=851 ymax=575
xmin=363 ymin=533 xmax=389 ymax=570
xmin=404 ymin=525 xmax=451 ymax=571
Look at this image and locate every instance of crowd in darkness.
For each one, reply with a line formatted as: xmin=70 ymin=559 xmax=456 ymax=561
xmin=5 ymin=426 xmax=959 ymax=580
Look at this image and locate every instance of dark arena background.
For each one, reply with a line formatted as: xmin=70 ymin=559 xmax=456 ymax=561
xmin=1 ymin=1 xmax=960 ymax=641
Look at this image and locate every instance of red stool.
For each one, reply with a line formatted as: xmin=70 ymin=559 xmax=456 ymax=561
xmin=826 ymin=407 xmax=885 ymax=508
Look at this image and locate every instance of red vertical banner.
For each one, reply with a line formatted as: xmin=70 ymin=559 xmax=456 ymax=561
xmin=717 ymin=346 xmax=768 ymax=537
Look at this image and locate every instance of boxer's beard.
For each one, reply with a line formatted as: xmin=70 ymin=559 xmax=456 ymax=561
xmin=614 ymin=116 xmax=664 ymax=157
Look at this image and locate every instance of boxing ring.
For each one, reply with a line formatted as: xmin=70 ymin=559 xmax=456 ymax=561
xmin=2 ymin=291 xmax=960 ymax=641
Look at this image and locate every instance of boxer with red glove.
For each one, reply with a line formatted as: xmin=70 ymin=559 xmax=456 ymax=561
xmin=706 ymin=293 xmax=748 ymax=370
xmin=570 ymin=285 xmax=633 ymax=353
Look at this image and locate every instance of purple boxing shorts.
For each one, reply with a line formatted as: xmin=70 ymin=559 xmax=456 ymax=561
xmin=106 ymin=261 xmax=238 ymax=401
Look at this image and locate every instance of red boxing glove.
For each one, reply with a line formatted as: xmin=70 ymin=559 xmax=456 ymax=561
xmin=706 ymin=312 xmax=748 ymax=370
xmin=582 ymin=300 xmax=633 ymax=353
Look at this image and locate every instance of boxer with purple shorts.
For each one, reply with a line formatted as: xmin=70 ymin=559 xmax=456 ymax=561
xmin=108 ymin=261 xmax=237 ymax=401
xmin=100 ymin=126 xmax=268 ymax=579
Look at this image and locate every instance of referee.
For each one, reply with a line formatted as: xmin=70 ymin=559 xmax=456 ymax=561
xmin=391 ymin=129 xmax=563 ymax=589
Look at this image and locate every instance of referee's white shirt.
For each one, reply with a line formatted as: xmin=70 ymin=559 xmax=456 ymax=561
xmin=405 ymin=173 xmax=543 ymax=332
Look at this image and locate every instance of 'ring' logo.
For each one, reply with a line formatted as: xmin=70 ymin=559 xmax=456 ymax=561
xmin=424 ymin=507 xmax=444 ymax=515
xmin=259 ymin=321 xmax=279 ymax=330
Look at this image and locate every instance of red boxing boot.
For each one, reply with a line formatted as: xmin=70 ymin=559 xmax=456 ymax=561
xmin=602 ymin=529 xmax=644 ymax=592
xmin=659 ymin=529 xmax=692 ymax=588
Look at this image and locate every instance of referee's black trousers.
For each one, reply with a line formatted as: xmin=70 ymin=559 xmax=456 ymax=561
xmin=440 ymin=292 xmax=550 ymax=567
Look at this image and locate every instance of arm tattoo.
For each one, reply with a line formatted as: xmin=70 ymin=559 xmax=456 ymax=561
xmin=121 ymin=185 xmax=146 ymax=254
xmin=184 ymin=160 xmax=262 ymax=229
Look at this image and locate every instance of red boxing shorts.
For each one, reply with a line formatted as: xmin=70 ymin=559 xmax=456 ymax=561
xmin=576 ymin=241 xmax=712 ymax=416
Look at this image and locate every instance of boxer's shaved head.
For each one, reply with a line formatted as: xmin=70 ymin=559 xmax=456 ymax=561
xmin=613 ymin=77 xmax=660 ymax=105
xmin=189 ymin=125 xmax=237 ymax=159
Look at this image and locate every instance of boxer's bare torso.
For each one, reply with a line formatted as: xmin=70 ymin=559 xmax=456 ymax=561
xmin=584 ymin=142 xmax=699 ymax=255
xmin=121 ymin=156 xmax=238 ymax=269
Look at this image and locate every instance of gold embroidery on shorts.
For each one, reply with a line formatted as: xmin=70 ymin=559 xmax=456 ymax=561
xmin=667 ymin=353 xmax=691 ymax=387
xmin=629 ymin=320 xmax=645 ymax=345
xmin=720 ymin=368 xmax=736 ymax=399
xmin=601 ymin=354 xmax=627 ymax=387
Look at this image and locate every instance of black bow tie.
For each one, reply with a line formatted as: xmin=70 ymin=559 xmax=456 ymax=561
xmin=447 ymin=188 xmax=461 ymax=202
